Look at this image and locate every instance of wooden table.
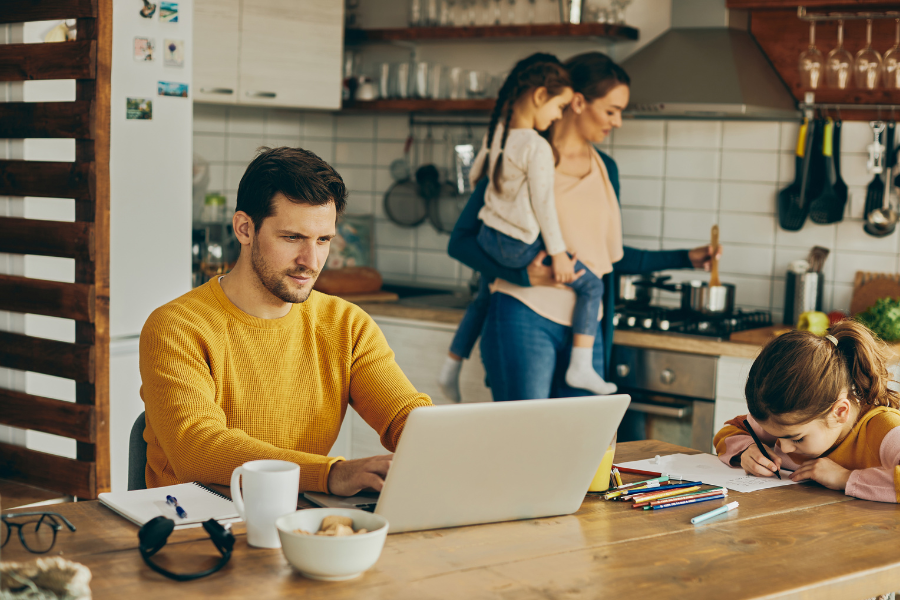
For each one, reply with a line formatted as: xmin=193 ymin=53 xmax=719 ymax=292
xmin=3 ymin=440 xmax=900 ymax=599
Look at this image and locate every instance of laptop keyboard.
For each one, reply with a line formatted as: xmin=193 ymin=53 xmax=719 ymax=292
xmin=357 ymin=503 xmax=377 ymax=513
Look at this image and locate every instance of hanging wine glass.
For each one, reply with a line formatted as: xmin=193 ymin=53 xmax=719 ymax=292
xmin=826 ymin=19 xmax=853 ymax=89
xmin=854 ymin=18 xmax=883 ymax=90
xmin=799 ymin=21 xmax=824 ymax=89
xmin=884 ymin=18 xmax=900 ymax=90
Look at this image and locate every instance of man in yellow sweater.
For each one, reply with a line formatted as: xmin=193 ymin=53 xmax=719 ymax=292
xmin=140 ymin=147 xmax=432 ymax=494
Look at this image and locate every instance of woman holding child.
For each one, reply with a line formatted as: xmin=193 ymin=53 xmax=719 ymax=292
xmin=446 ymin=51 xmax=719 ymax=409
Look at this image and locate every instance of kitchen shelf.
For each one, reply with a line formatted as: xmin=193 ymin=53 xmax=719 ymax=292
xmin=342 ymin=99 xmax=494 ymax=112
xmin=345 ymin=22 xmax=639 ymax=44
xmin=727 ymin=0 xmax=900 ymax=8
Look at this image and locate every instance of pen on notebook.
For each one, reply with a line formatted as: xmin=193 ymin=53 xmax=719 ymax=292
xmin=691 ymin=500 xmax=739 ymax=524
xmin=743 ymin=419 xmax=782 ymax=480
xmin=166 ymin=495 xmax=188 ymax=519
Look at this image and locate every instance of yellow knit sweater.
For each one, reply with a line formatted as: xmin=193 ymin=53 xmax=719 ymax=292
xmin=139 ymin=278 xmax=432 ymax=492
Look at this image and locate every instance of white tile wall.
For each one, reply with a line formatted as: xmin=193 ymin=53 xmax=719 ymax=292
xmin=192 ymin=105 xmax=472 ymax=289
xmin=193 ymin=109 xmax=900 ymax=314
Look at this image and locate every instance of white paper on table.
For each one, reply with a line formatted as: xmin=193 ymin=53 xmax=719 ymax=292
xmin=616 ymin=453 xmax=798 ymax=494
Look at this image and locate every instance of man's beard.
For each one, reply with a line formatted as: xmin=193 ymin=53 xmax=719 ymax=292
xmin=250 ymin=241 xmax=319 ymax=304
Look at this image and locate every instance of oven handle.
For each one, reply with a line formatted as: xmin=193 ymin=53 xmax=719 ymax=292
xmin=628 ymin=401 xmax=691 ymax=419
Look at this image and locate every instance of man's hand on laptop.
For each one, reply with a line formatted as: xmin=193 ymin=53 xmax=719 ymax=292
xmin=328 ymin=454 xmax=393 ymax=496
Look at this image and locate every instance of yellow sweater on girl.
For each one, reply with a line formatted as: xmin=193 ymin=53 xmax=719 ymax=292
xmin=714 ymin=406 xmax=900 ymax=503
xmin=139 ymin=277 xmax=432 ymax=492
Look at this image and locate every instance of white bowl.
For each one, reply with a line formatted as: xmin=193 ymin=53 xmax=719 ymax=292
xmin=275 ymin=508 xmax=389 ymax=581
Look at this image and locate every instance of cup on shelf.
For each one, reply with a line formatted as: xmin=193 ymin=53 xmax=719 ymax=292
xmin=414 ymin=61 xmax=432 ymax=98
xmin=465 ymin=69 xmax=489 ymax=98
xmin=378 ymin=63 xmax=391 ymax=99
xmin=393 ymin=62 xmax=411 ymax=98
xmin=448 ymin=66 xmax=465 ymax=99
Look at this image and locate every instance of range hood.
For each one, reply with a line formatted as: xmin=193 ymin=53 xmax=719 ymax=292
xmin=620 ymin=25 xmax=801 ymax=120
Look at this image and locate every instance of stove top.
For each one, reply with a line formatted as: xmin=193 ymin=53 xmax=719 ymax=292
xmin=613 ymin=305 xmax=772 ymax=342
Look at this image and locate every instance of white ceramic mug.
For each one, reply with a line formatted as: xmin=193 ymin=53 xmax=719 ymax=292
xmin=230 ymin=460 xmax=300 ymax=548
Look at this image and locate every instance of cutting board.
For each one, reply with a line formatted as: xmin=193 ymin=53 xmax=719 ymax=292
xmin=729 ymin=325 xmax=793 ymax=346
xmin=850 ymin=271 xmax=900 ymax=316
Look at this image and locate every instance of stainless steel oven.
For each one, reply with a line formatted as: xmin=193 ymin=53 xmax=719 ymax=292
xmin=611 ymin=345 xmax=717 ymax=452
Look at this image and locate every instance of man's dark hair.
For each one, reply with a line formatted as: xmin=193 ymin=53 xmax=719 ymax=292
xmin=235 ymin=146 xmax=347 ymax=231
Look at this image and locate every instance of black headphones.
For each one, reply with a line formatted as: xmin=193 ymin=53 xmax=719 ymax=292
xmin=138 ymin=516 xmax=235 ymax=581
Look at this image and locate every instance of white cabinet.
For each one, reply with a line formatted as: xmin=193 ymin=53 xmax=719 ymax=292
xmin=194 ymin=0 xmax=240 ymax=104
xmin=194 ymin=0 xmax=344 ymax=110
xmin=337 ymin=315 xmax=493 ymax=460
xmin=712 ymin=356 xmax=754 ymax=451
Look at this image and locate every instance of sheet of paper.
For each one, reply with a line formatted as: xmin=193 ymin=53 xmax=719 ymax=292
xmin=617 ymin=453 xmax=798 ymax=493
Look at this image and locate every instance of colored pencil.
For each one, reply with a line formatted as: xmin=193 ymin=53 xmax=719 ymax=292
xmin=743 ymin=419 xmax=782 ymax=480
xmin=632 ymin=488 xmax=727 ymax=509
xmin=647 ymin=494 xmax=726 ymax=510
xmin=619 ymin=481 xmax=702 ymax=499
xmin=613 ymin=467 xmax=623 ymax=488
xmin=603 ymin=477 xmax=670 ymax=499
xmin=613 ymin=466 xmax=662 ymax=477
xmin=628 ymin=485 xmax=702 ymax=504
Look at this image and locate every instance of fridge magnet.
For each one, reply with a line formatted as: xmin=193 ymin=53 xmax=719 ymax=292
xmin=163 ymin=39 xmax=184 ymax=67
xmin=139 ymin=0 xmax=157 ymax=18
xmin=133 ymin=37 xmax=154 ymax=62
xmin=325 ymin=214 xmax=373 ymax=269
xmin=159 ymin=2 xmax=178 ymax=22
xmin=126 ymin=98 xmax=152 ymax=120
xmin=157 ymin=81 xmax=189 ymax=97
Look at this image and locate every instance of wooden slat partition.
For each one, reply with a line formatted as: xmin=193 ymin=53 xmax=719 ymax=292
xmin=0 ymin=331 xmax=93 ymax=383
xmin=0 ymin=274 xmax=94 ymax=321
xmin=0 ymin=0 xmax=110 ymax=499
xmin=0 ymin=389 xmax=94 ymax=443
xmin=0 ymin=102 xmax=92 ymax=138
xmin=0 ymin=217 xmax=93 ymax=259
xmin=0 ymin=160 xmax=91 ymax=199
xmin=0 ymin=0 xmax=96 ymax=24
xmin=0 ymin=40 xmax=95 ymax=82
xmin=0 ymin=442 xmax=94 ymax=500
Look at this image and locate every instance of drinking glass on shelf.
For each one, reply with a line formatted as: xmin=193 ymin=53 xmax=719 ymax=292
xmin=393 ymin=62 xmax=411 ymax=98
xmin=506 ymin=0 xmax=516 ymax=24
xmin=465 ymin=70 xmax=489 ymax=98
xmin=854 ymin=19 xmax=883 ymax=90
xmin=410 ymin=0 xmax=422 ymax=26
xmin=424 ymin=0 xmax=439 ymax=25
xmin=462 ymin=0 xmax=477 ymax=25
xmin=825 ymin=19 xmax=852 ymax=89
xmin=414 ymin=61 xmax=432 ymax=98
xmin=883 ymin=19 xmax=900 ymax=90
xmin=439 ymin=0 xmax=456 ymax=25
xmin=798 ymin=21 xmax=823 ymax=90
xmin=526 ymin=0 xmax=536 ymax=23
xmin=378 ymin=63 xmax=391 ymax=99
xmin=448 ymin=66 xmax=464 ymax=99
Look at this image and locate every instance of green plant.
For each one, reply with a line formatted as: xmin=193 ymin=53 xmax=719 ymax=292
xmin=856 ymin=297 xmax=900 ymax=342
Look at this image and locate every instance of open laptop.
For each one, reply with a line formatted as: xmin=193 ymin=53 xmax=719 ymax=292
xmin=305 ymin=394 xmax=630 ymax=533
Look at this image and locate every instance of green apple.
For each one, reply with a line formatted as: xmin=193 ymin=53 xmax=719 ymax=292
xmin=797 ymin=311 xmax=830 ymax=336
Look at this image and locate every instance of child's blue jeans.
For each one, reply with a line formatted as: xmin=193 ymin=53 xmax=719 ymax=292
xmin=475 ymin=224 xmax=604 ymax=337
xmin=450 ymin=274 xmax=492 ymax=359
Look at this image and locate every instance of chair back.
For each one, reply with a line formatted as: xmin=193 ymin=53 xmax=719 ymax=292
xmin=128 ymin=412 xmax=148 ymax=491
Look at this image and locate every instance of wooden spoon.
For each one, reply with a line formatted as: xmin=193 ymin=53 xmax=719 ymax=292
xmin=710 ymin=224 xmax=720 ymax=287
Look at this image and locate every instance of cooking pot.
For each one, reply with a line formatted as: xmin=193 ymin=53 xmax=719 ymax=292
xmin=616 ymin=274 xmax=669 ymax=305
xmin=653 ymin=279 xmax=736 ymax=314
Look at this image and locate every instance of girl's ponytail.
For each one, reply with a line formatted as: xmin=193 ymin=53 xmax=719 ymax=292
xmin=831 ymin=320 xmax=900 ymax=410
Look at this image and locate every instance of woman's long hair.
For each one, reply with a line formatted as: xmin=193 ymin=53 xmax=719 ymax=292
xmin=745 ymin=320 xmax=900 ymax=425
xmin=476 ymin=53 xmax=571 ymax=192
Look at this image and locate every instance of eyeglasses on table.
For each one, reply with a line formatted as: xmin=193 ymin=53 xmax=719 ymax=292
xmin=1 ymin=512 xmax=77 ymax=554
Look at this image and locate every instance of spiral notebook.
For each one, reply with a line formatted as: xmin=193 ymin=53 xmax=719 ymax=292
xmin=99 ymin=482 xmax=240 ymax=530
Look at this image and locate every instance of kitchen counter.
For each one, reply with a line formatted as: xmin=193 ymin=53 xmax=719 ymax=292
xmin=356 ymin=301 xmax=764 ymax=359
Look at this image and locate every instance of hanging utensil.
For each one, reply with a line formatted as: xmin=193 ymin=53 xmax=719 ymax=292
xmin=415 ymin=126 xmax=441 ymax=202
xmin=384 ymin=135 xmax=428 ymax=228
xmin=427 ymin=130 xmax=465 ymax=234
xmin=832 ymin=118 xmax=849 ymax=220
xmin=709 ymin=224 xmax=720 ymax=287
xmin=778 ymin=119 xmax=813 ymax=231
xmin=864 ymin=121 xmax=895 ymax=237
xmin=809 ymin=118 xmax=843 ymax=224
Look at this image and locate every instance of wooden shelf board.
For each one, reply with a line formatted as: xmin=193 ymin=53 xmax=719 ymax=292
xmin=346 ymin=22 xmax=639 ymax=44
xmin=728 ymin=0 xmax=900 ymax=8
xmin=342 ymin=99 xmax=494 ymax=112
